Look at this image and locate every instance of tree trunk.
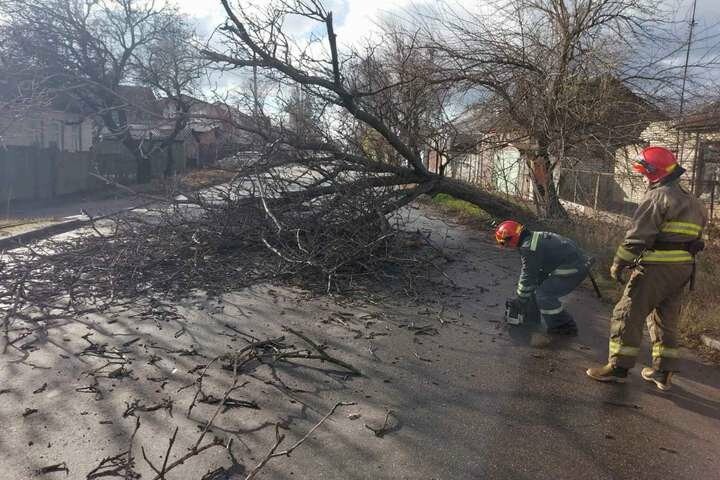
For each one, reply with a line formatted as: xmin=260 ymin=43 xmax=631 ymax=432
xmin=543 ymin=174 xmax=566 ymax=218
xmin=164 ymin=144 xmax=175 ymax=178
xmin=122 ymin=137 xmax=154 ymax=184
xmin=136 ymin=155 xmax=152 ymax=184
xmin=529 ymin=143 xmax=567 ymax=219
xmin=429 ymin=175 xmax=530 ymax=221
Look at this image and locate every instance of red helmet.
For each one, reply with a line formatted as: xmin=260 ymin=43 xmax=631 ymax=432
xmin=633 ymin=146 xmax=678 ymax=183
xmin=495 ymin=220 xmax=524 ymax=248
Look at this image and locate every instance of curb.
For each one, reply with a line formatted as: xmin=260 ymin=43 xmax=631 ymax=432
xmin=701 ymin=335 xmax=720 ymax=352
xmin=0 ymin=174 xmax=232 ymax=253
xmin=0 ymin=219 xmax=87 ymax=251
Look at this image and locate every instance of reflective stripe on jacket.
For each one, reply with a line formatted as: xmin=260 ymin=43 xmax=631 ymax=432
xmin=614 ymin=178 xmax=708 ymax=265
xmin=516 ymin=231 xmax=588 ymax=298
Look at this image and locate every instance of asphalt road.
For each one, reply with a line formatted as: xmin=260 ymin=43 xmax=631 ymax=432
xmin=1 ymin=205 xmax=718 ymax=479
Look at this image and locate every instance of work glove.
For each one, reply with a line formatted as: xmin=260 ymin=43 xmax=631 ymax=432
xmin=514 ymin=296 xmax=530 ymax=312
xmin=610 ymin=262 xmax=628 ymax=284
xmin=688 ymin=239 xmax=705 ymax=255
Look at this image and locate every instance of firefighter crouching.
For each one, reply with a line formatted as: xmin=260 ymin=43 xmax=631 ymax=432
xmin=495 ymin=220 xmax=590 ymax=335
xmin=587 ymin=146 xmax=707 ymax=391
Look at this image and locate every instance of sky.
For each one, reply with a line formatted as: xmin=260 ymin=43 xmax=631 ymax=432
xmin=174 ymin=0 xmax=424 ymax=100
xmin=175 ymin=0 xmax=419 ymax=47
xmin=174 ymin=0 xmax=720 ymax=103
xmin=176 ymin=0 xmax=720 ymax=45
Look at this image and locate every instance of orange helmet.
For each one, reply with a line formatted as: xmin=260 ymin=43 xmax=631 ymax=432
xmin=633 ymin=146 xmax=678 ymax=183
xmin=495 ymin=220 xmax=524 ymax=248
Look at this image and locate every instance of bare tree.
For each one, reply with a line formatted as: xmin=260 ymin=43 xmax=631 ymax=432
xmin=0 ymin=0 xmax=203 ymax=183
xmin=0 ymin=37 xmax=53 ymax=145
xmin=419 ymin=0 xmax=683 ymax=217
xmin=134 ymin=18 xmax=207 ymax=176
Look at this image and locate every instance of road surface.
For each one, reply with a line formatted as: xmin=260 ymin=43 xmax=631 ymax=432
xmin=1 ymin=205 xmax=718 ymax=479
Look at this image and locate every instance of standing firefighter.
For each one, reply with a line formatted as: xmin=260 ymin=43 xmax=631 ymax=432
xmin=495 ymin=220 xmax=590 ymax=335
xmin=587 ymin=146 xmax=707 ymax=390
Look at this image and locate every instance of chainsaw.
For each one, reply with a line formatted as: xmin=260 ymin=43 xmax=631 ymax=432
xmin=504 ymin=298 xmax=525 ymax=325
xmin=504 ymin=294 xmax=541 ymax=326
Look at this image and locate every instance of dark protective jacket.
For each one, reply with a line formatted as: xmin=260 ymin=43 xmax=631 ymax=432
xmin=516 ymin=231 xmax=589 ymax=299
xmin=614 ymin=173 xmax=707 ymax=266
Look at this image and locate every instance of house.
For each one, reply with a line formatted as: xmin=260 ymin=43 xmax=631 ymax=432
xmin=0 ymin=80 xmax=98 ymax=202
xmin=158 ymin=95 xmax=256 ymax=166
xmin=0 ymin=80 xmax=93 ymax=151
xmin=94 ymin=86 xmax=189 ymax=180
xmin=613 ymin=102 xmax=720 ymax=219
xmin=441 ymin=78 xmax=666 ymax=212
xmin=436 ymin=106 xmax=538 ymax=200
xmin=158 ymin=95 xmax=223 ymax=166
xmin=675 ymin=102 xmax=720 ymax=201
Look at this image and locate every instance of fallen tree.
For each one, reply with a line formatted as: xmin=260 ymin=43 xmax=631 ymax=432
xmin=201 ymin=0 xmax=529 ymax=221
xmin=0 ymin=3 xmax=534 ymax=477
xmin=1 ymin=0 xmax=534 ymax=327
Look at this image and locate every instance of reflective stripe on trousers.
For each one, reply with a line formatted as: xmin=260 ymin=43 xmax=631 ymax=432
xmin=609 ymin=339 xmax=639 ymax=357
xmin=652 ymin=343 xmax=679 ymax=358
xmin=551 ymin=267 xmax=579 ymax=276
xmin=540 ymin=306 xmax=563 ymax=315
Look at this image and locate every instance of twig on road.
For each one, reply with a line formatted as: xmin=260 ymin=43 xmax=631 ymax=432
xmin=283 ymin=326 xmax=361 ymax=375
xmin=244 ymin=401 xmax=356 ymax=480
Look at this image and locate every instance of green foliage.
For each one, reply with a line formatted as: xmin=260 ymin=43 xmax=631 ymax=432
xmin=431 ymin=193 xmax=491 ymax=221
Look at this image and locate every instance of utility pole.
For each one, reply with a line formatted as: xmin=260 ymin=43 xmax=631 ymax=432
xmin=676 ymin=0 xmax=698 ymax=161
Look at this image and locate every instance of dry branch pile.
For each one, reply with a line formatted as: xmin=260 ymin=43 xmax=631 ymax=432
xmin=0 ymin=149 xmax=454 ymax=350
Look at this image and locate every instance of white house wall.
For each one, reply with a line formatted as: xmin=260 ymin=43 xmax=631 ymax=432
xmin=0 ymin=110 xmax=93 ymax=152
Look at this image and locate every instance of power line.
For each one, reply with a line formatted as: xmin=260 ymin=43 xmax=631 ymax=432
xmin=676 ymin=0 xmax=698 ymax=158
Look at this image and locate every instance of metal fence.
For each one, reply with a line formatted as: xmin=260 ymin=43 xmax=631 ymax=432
xmin=0 ymin=143 xmax=189 ymax=205
xmin=557 ymin=167 xmax=720 ymax=224
xmin=447 ymin=158 xmax=718 ymax=227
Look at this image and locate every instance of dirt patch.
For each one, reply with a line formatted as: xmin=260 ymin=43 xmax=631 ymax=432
xmin=178 ymin=168 xmax=237 ymax=190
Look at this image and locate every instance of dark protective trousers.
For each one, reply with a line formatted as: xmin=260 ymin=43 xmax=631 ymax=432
xmin=608 ymin=264 xmax=692 ymax=371
xmin=535 ymin=269 xmax=588 ymax=328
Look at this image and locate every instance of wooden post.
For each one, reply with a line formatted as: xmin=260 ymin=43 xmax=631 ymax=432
xmin=50 ymin=148 xmax=58 ymax=199
xmin=573 ymin=171 xmax=578 ymax=203
xmin=593 ymin=173 xmax=601 ymax=212
xmin=711 ymin=178 xmax=716 ymax=222
xmin=691 ymin=133 xmax=701 ymax=194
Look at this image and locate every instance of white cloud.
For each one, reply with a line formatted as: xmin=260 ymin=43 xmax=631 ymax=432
xmin=332 ymin=0 xmax=418 ymax=47
xmin=174 ymin=0 xmax=419 ymax=46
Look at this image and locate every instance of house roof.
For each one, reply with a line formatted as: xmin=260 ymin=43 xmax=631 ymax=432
xmin=0 ymin=78 xmax=88 ymax=114
xmin=675 ymin=101 xmax=720 ymax=133
xmin=452 ymin=77 xmax=668 ymax=150
xmin=118 ymin=85 xmax=162 ymax=118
